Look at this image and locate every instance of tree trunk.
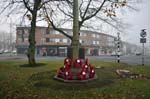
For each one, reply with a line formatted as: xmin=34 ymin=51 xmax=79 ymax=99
xmin=71 ymin=0 xmax=80 ymax=60
xmin=27 ymin=0 xmax=41 ymax=66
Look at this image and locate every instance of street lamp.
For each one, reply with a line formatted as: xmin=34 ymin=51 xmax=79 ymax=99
xmin=7 ymin=15 xmax=13 ymax=55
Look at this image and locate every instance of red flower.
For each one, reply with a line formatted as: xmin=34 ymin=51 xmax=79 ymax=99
xmin=64 ymin=69 xmax=72 ymax=80
xmin=56 ymin=68 xmax=61 ymax=77
xmin=89 ymin=65 xmax=95 ymax=78
xmin=82 ymin=64 xmax=89 ymax=73
xmin=74 ymin=58 xmax=82 ymax=68
xmin=64 ymin=58 xmax=71 ymax=67
xmin=76 ymin=69 xmax=86 ymax=80
xmin=85 ymin=58 xmax=88 ymax=65
xmin=63 ymin=64 xmax=69 ymax=70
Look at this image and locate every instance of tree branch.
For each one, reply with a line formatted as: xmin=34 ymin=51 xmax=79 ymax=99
xmin=0 ymin=0 xmax=23 ymax=15
xmin=57 ymin=4 xmax=73 ymax=18
xmin=43 ymin=5 xmax=72 ymax=40
xmin=79 ymin=0 xmax=83 ymax=19
xmin=81 ymin=0 xmax=92 ymax=20
xmin=95 ymin=15 xmax=123 ymax=32
xmin=79 ymin=0 xmax=107 ymax=29
xmin=20 ymin=9 xmax=28 ymax=25
xmin=23 ymin=0 xmax=33 ymax=13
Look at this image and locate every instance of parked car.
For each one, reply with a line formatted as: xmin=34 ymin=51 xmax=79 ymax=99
xmin=0 ymin=51 xmax=3 ymax=54
xmin=111 ymin=52 xmax=117 ymax=56
xmin=4 ymin=50 xmax=9 ymax=53
xmin=136 ymin=52 xmax=142 ymax=56
xmin=111 ymin=52 xmax=122 ymax=56
xmin=11 ymin=50 xmax=17 ymax=55
xmin=0 ymin=50 xmax=4 ymax=54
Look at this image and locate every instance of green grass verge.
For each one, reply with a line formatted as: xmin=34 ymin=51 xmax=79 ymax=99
xmin=0 ymin=60 xmax=150 ymax=99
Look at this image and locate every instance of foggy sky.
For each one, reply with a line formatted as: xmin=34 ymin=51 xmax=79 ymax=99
xmin=122 ymin=0 xmax=150 ymax=47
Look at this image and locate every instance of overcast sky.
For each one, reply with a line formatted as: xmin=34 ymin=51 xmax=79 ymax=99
xmin=0 ymin=0 xmax=149 ymax=47
xmin=120 ymin=0 xmax=150 ymax=47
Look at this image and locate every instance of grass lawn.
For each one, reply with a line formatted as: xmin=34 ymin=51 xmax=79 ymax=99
xmin=0 ymin=60 xmax=150 ymax=99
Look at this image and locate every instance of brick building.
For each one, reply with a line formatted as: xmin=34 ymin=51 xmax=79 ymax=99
xmin=16 ymin=26 xmax=116 ymax=56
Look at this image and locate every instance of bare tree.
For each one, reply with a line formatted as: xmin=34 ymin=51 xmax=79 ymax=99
xmin=0 ymin=0 xmax=48 ymax=66
xmin=21 ymin=0 xmax=42 ymax=65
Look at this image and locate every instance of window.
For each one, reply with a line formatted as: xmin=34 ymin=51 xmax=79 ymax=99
xmin=41 ymin=38 xmax=46 ymax=43
xmin=46 ymin=28 xmax=50 ymax=34
xmin=108 ymin=37 xmax=114 ymax=42
xmin=24 ymin=38 xmax=28 ymax=42
xmin=63 ymin=39 xmax=67 ymax=43
xmin=55 ymin=31 xmax=60 ymax=34
xmin=24 ymin=29 xmax=29 ymax=34
xmin=17 ymin=30 xmax=22 ymax=35
xmin=42 ymin=29 xmax=46 ymax=34
xmin=20 ymin=29 xmax=25 ymax=42
xmin=93 ymin=41 xmax=96 ymax=45
xmin=67 ymin=39 xmax=71 ymax=43
xmin=92 ymin=34 xmax=96 ymax=38
xmin=97 ymin=41 xmax=99 ymax=45
xmin=59 ymin=39 xmax=63 ymax=42
xmin=79 ymin=40 xmax=84 ymax=44
xmin=93 ymin=41 xmax=99 ymax=45
xmin=96 ymin=34 xmax=100 ymax=38
xmin=80 ymin=32 xmax=87 ymax=37
xmin=50 ymin=30 xmax=55 ymax=34
xmin=17 ymin=37 xmax=24 ymax=42
xmin=46 ymin=38 xmax=50 ymax=42
xmin=79 ymin=40 xmax=82 ymax=43
xmin=50 ymin=38 xmax=55 ymax=43
xmin=55 ymin=38 xmax=60 ymax=43
xmin=107 ymin=37 xmax=114 ymax=46
xmin=17 ymin=38 xmax=22 ymax=42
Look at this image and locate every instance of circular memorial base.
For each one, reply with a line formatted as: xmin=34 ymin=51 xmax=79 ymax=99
xmin=54 ymin=74 xmax=98 ymax=83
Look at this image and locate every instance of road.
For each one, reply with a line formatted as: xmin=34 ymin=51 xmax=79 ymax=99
xmin=88 ymin=55 xmax=150 ymax=66
xmin=0 ymin=54 xmax=150 ymax=66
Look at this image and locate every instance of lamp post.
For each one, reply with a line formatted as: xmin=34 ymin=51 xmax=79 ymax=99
xmin=7 ymin=15 xmax=12 ymax=55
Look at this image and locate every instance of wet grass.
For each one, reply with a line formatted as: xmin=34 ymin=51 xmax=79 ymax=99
xmin=0 ymin=60 xmax=150 ymax=99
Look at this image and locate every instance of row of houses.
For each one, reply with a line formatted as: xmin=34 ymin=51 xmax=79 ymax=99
xmin=16 ymin=26 xmax=141 ymax=56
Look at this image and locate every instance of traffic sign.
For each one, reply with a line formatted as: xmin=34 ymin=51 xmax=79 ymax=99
xmin=140 ymin=38 xmax=146 ymax=43
xmin=140 ymin=29 xmax=147 ymax=37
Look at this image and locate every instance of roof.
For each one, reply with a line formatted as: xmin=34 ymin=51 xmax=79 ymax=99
xmin=16 ymin=26 xmax=115 ymax=38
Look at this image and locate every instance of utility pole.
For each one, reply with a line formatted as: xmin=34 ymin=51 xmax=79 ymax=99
xmin=142 ymin=42 xmax=144 ymax=65
xmin=7 ymin=15 xmax=13 ymax=55
xmin=10 ymin=17 xmax=12 ymax=52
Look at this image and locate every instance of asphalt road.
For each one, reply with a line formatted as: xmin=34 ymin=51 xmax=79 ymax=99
xmin=0 ymin=54 xmax=150 ymax=66
xmin=88 ymin=55 xmax=150 ymax=66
